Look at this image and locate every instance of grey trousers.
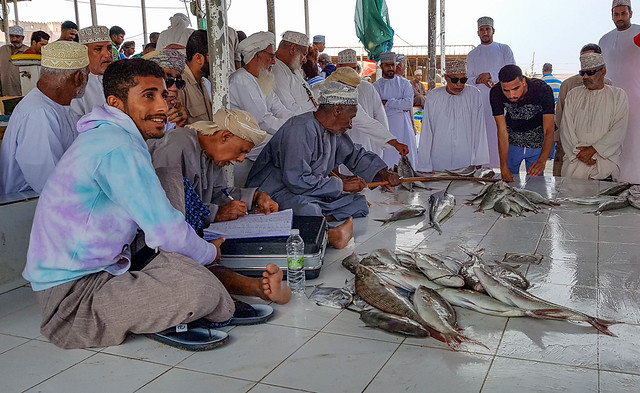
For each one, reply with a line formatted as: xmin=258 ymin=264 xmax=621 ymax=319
xmin=36 ymin=251 xmax=235 ymax=349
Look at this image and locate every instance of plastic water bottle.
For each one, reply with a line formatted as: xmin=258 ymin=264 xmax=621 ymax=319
xmin=286 ymin=229 xmax=305 ymax=294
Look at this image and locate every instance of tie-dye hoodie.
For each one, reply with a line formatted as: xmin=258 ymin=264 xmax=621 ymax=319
xmin=23 ymin=104 xmax=217 ymax=291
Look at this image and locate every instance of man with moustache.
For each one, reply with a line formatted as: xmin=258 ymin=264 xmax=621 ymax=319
xmin=178 ymin=30 xmax=214 ymax=124
xmin=0 ymin=25 xmax=29 ymax=97
xmin=559 ymin=52 xmax=628 ymax=180
xmin=272 ymin=30 xmax=317 ymax=116
xmin=143 ymin=49 xmax=188 ymax=130
xmin=228 ymin=31 xmax=295 ymax=185
xmin=599 ymin=0 xmax=640 ymax=183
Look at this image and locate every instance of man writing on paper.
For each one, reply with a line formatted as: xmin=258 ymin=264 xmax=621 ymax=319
xmin=149 ymin=108 xmax=279 ymax=224
xmin=246 ymin=82 xmax=401 ymax=249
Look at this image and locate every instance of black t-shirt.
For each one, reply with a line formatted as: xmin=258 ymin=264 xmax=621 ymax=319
xmin=490 ymin=78 xmax=555 ymax=148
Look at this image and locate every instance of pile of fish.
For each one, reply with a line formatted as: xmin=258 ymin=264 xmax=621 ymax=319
xmin=563 ymin=183 xmax=640 ymax=215
xmin=467 ymin=180 xmax=559 ymax=216
xmin=307 ymin=247 xmax=621 ymax=350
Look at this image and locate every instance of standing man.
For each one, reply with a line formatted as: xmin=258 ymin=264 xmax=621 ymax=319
xmin=554 ymin=44 xmax=612 ymax=177
xmin=23 ymin=31 xmax=50 ymax=55
xmin=374 ymin=52 xmax=417 ymax=167
xmin=109 ymin=26 xmax=126 ymax=61
xmin=541 ymin=63 xmax=562 ymax=102
xmin=417 ymin=59 xmax=489 ymax=172
xmin=467 ymin=16 xmax=515 ymax=168
xmin=411 ymin=69 xmax=427 ymax=108
xmin=273 ymin=31 xmax=317 ymax=116
xmin=490 ymin=65 xmax=555 ymax=182
xmin=599 ymin=0 xmax=640 ymax=183
xmin=149 ymin=32 xmax=160 ymax=45
xmin=559 ymin=53 xmax=628 ymax=180
xmin=70 ymin=26 xmax=113 ymax=118
xmin=312 ymin=35 xmax=325 ymax=54
xmin=59 ymin=21 xmax=79 ymax=42
xmin=178 ymin=30 xmax=213 ymax=124
xmin=0 ymin=26 xmax=29 ymax=97
xmin=0 ymin=41 xmax=89 ymax=195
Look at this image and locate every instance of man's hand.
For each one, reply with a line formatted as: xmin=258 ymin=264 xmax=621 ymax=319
xmin=342 ymin=176 xmax=367 ymax=193
xmin=387 ymin=139 xmax=409 ymax=157
xmin=576 ymin=146 xmax=597 ymax=164
xmin=475 ymin=73 xmax=494 ymax=89
xmin=376 ymin=169 xmax=401 ymax=191
xmin=527 ymin=161 xmax=546 ymax=177
xmin=210 ymin=237 xmax=225 ymax=263
xmin=167 ymin=100 xmax=188 ymax=128
xmin=500 ymin=166 xmax=514 ymax=182
xmin=215 ymin=200 xmax=247 ymax=222
xmin=253 ymin=191 xmax=279 ymax=214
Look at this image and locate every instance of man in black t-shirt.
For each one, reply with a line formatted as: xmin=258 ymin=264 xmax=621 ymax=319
xmin=490 ymin=65 xmax=555 ymax=181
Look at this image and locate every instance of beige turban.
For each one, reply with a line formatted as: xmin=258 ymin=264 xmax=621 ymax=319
xmin=338 ymin=49 xmax=357 ymax=64
xmin=78 ymin=26 xmax=110 ymax=45
xmin=325 ymin=67 xmax=362 ymax=88
xmin=281 ymin=31 xmax=308 ymax=47
xmin=477 ymin=16 xmax=494 ymax=28
xmin=317 ymin=81 xmax=358 ymax=106
xmin=580 ymin=53 xmax=606 ymax=70
xmin=445 ymin=59 xmax=467 ymax=75
xmin=238 ymin=31 xmax=275 ymax=64
xmin=41 ymin=41 xmax=89 ymax=70
xmin=379 ymin=52 xmax=396 ymax=64
xmin=187 ymin=109 xmax=267 ymax=146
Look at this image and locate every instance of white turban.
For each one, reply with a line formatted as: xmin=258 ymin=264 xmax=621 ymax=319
xmin=187 ymin=109 xmax=267 ymax=147
xmin=238 ymin=31 xmax=275 ymax=64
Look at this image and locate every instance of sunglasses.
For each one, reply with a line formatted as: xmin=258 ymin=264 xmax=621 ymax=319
xmin=448 ymin=77 xmax=468 ymax=84
xmin=165 ymin=77 xmax=186 ymax=90
xmin=579 ymin=67 xmax=603 ymax=77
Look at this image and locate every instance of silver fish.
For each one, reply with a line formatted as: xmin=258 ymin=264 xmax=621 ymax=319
xmin=341 ymin=253 xmax=362 ymax=274
xmin=446 ymin=165 xmax=477 ymax=177
xmin=493 ymin=196 xmax=512 ymax=217
xmin=514 ymin=188 xmax=560 ymax=206
xmin=412 ymin=252 xmax=465 ymax=287
xmin=397 ymin=156 xmax=415 ymax=191
xmin=370 ymin=249 xmax=398 ymax=266
xmin=473 ymin=267 xmax=619 ymax=336
xmin=376 ymin=204 xmax=427 ymax=225
xmin=598 ymin=182 xmax=632 ymax=196
xmin=413 ymin=286 xmax=487 ymax=350
xmin=476 ymin=181 xmax=509 ymax=212
xmin=563 ymin=196 xmax=615 ymax=205
xmin=588 ymin=196 xmax=629 ymax=215
xmin=417 ymin=182 xmax=456 ymax=234
xmin=507 ymin=192 xmax=540 ymax=213
xmin=359 ymin=309 xmax=430 ymax=337
xmin=359 ymin=255 xmax=386 ymax=268
xmin=627 ymin=186 xmax=640 ymax=209
xmin=488 ymin=262 xmax=530 ymax=290
xmin=369 ymin=264 xmax=444 ymax=292
xmin=309 ymin=286 xmax=353 ymax=309
xmin=395 ymin=252 xmax=421 ymax=272
xmin=436 ymin=288 xmax=542 ymax=318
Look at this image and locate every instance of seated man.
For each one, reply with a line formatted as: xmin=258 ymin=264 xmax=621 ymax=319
xmin=416 ymin=59 xmax=489 ymax=172
xmin=149 ymin=108 xmax=279 ymax=225
xmin=559 ymin=52 xmax=628 ymax=180
xmin=246 ymin=81 xmax=401 ymax=249
xmin=23 ymin=59 xmax=290 ymax=351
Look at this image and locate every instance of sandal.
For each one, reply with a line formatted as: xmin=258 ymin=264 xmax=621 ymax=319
xmin=146 ymin=324 xmax=229 ymax=351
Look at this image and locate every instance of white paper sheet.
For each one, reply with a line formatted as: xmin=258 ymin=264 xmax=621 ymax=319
xmin=203 ymin=209 xmax=293 ymax=240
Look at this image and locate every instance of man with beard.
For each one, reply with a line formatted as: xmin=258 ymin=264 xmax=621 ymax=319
xmin=490 ymin=65 xmax=555 ymax=182
xmin=22 ymin=59 xmax=291 ymax=351
xmin=143 ymin=49 xmax=188 ymax=130
xmin=272 ymin=30 xmax=317 ymax=116
xmin=229 ymin=31 xmax=295 ymax=185
xmin=559 ymin=53 xmax=628 ymax=180
xmin=466 ymin=17 xmax=515 ymax=169
xmin=178 ymin=30 xmax=214 ymax=124
xmin=373 ymin=52 xmax=418 ymax=167
xmin=599 ymin=0 xmax=640 ymax=183
xmin=416 ymin=59 xmax=489 ymax=172
xmin=0 ymin=41 xmax=89 ymax=195
xmin=0 ymin=25 xmax=29 ymax=97
xmin=246 ymin=82 xmax=401 ymax=249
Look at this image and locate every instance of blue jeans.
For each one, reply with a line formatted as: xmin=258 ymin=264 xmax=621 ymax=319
xmin=507 ymin=145 xmax=543 ymax=176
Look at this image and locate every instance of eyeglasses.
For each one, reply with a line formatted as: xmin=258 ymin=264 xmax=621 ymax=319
xmin=579 ymin=67 xmax=604 ymax=77
xmin=165 ymin=77 xmax=186 ymax=90
xmin=448 ymin=77 xmax=468 ymax=84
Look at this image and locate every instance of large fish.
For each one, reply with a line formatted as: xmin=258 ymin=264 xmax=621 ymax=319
xmin=598 ymin=182 xmax=632 ymax=196
xmin=627 ymin=186 xmax=640 ymax=209
xmin=474 ymin=168 xmax=496 ymax=179
xmin=446 ymin=165 xmax=477 ymax=177
xmin=341 ymin=253 xmax=362 ymax=274
xmin=309 ymin=286 xmax=353 ymax=309
xmin=413 ymin=286 xmax=487 ymax=350
xmin=473 ymin=267 xmax=620 ymax=336
xmin=588 ymin=196 xmax=629 ymax=215
xmin=412 ymin=252 xmax=465 ymax=287
xmin=376 ymin=205 xmax=426 ymax=225
xmin=513 ymin=188 xmax=559 ymax=207
xmin=458 ymin=247 xmax=529 ymax=291
xmin=475 ymin=181 xmax=509 ymax=212
xmin=436 ymin=288 xmax=546 ymax=318
xmin=359 ymin=309 xmax=430 ymax=337
xmin=507 ymin=192 xmax=540 ymax=213
xmin=396 ymin=156 xmax=431 ymax=190
xmin=369 ymin=249 xmax=399 ymax=265
xmin=355 ymin=265 xmax=424 ymax=323
xmin=369 ymin=264 xmax=444 ymax=292
xmin=416 ymin=181 xmax=456 ymax=234
xmin=563 ymin=196 xmax=614 ymax=205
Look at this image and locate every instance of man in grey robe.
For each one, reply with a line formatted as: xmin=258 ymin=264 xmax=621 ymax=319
xmin=246 ymin=82 xmax=401 ymax=248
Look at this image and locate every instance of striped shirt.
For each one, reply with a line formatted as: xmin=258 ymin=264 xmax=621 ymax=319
xmin=541 ymin=73 xmax=562 ymax=103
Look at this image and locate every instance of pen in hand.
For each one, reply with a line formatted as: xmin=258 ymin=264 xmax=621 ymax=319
xmin=221 ymin=188 xmax=248 ymax=215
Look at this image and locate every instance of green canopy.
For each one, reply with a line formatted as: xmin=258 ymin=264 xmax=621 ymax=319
xmin=354 ymin=0 xmax=394 ymax=62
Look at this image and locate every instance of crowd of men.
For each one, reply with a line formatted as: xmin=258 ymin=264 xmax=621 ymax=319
xmin=0 ymin=0 xmax=637 ymax=351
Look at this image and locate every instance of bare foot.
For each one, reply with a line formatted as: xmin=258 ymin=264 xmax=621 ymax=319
xmin=327 ymin=216 xmax=353 ymax=249
xmin=260 ymin=263 xmax=292 ymax=304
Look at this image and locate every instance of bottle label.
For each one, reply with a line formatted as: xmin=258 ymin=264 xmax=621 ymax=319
xmin=287 ymin=256 xmax=304 ymax=269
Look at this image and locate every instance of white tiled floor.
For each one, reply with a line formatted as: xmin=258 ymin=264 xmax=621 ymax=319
xmin=1 ymin=176 xmax=639 ymax=392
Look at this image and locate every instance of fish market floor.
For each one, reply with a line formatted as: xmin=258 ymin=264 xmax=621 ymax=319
xmin=2 ymin=176 xmax=639 ymax=393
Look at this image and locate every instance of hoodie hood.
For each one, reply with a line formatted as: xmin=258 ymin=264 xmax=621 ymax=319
xmin=77 ymin=104 xmax=144 ymax=141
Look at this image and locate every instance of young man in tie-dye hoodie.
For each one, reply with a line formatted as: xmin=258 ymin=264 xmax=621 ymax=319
xmin=23 ymin=59 xmax=288 ymax=350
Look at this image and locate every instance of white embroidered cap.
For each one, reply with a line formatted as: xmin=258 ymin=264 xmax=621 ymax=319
xmin=379 ymin=52 xmax=396 ymax=64
xmin=78 ymin=26 xmax=110 ymax=45
xmin=317 ymin=81 xmax=358 ymax=106
xmin=337 ymin=49 xmax=357 ymax=64
xmin=41 ymin=41 xmax=89 ymax=70
xmin=281 ymin=31 xmax=308 ymax=47
xmin=8 ymin=25 xmax=24 ymax=36
xmin=446 ymin=58 xmax=467 ymax=75
xmin=612 ymin=0 xmax=632 ymax=8
xmin=580 ymin=53 xmax=606 ymax=70
xmin=477 ymin=16 xmax=494 ymax=28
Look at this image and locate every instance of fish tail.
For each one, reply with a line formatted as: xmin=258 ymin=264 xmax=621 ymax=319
xmin=440 ymin=332 xmax=488 ymax=351
xmin=415 ymin=223 xmax=433 ymax=234
xmin=434 ymin=223 xmax=443 ymax=235
xmin=374 ymin=219 xmax=389 ymax=225
xmin=588 ymin=317 xmax=621 ymax=337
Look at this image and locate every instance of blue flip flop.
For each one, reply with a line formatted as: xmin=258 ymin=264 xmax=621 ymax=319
xmin=146 ymin=324 xmax=229 ymax=351
xmin=228 ymin=301 xmax=274 ymax=326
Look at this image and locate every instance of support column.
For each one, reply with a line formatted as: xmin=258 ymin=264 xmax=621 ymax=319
xmin=12 ymin=0 xmax=18 ymax=25
xmin=141 ymin=0 xmax=148 ymax=45
xmin=1 ymin=0 xmax=8 ymax=44
xmin=427 ymin=0 xmax=436 ymax=89
xmin=304 ymin=0 xmax=309 ymax=38
xmin=266 ymin=0 xmax=275 ymax=35
xmin=439 ymin=0 xmax=445 ymax=77
xmin=90 ymin=0 xmax=98 ymax=25
xmin=74 ymin=0 xmax=80 ymax=27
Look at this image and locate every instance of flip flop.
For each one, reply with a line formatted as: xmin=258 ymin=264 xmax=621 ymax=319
xmin=228 ymin=300 xmax=274 ymax=326
xmin=146 ymin=324 xmax=229 ymax=351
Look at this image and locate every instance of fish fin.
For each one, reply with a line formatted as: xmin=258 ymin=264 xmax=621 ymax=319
xmin=439 ymin=332 xmax=489 ymax=351
xmin=374 ymin=219 xmax=390 ymax=225
xmin=444 ymin=180 xmax=454 ymax=193
xmin=474 ymin=207 xmax=485 ymax=213
xmin=434 ymin=223 xmax=443 ymax=235
xmin=415 ymin=223 xmax=433 ymax=234
xmin=588 ymin=317 xmax=621 ymax=337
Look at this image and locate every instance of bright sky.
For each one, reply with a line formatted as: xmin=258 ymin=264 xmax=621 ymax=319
xmin=7 ymin=0 xmax=621 ymax=74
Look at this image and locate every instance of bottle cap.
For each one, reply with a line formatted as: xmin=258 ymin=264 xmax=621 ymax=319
xmin=290 ymin=229 xmax=300 ymax=235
